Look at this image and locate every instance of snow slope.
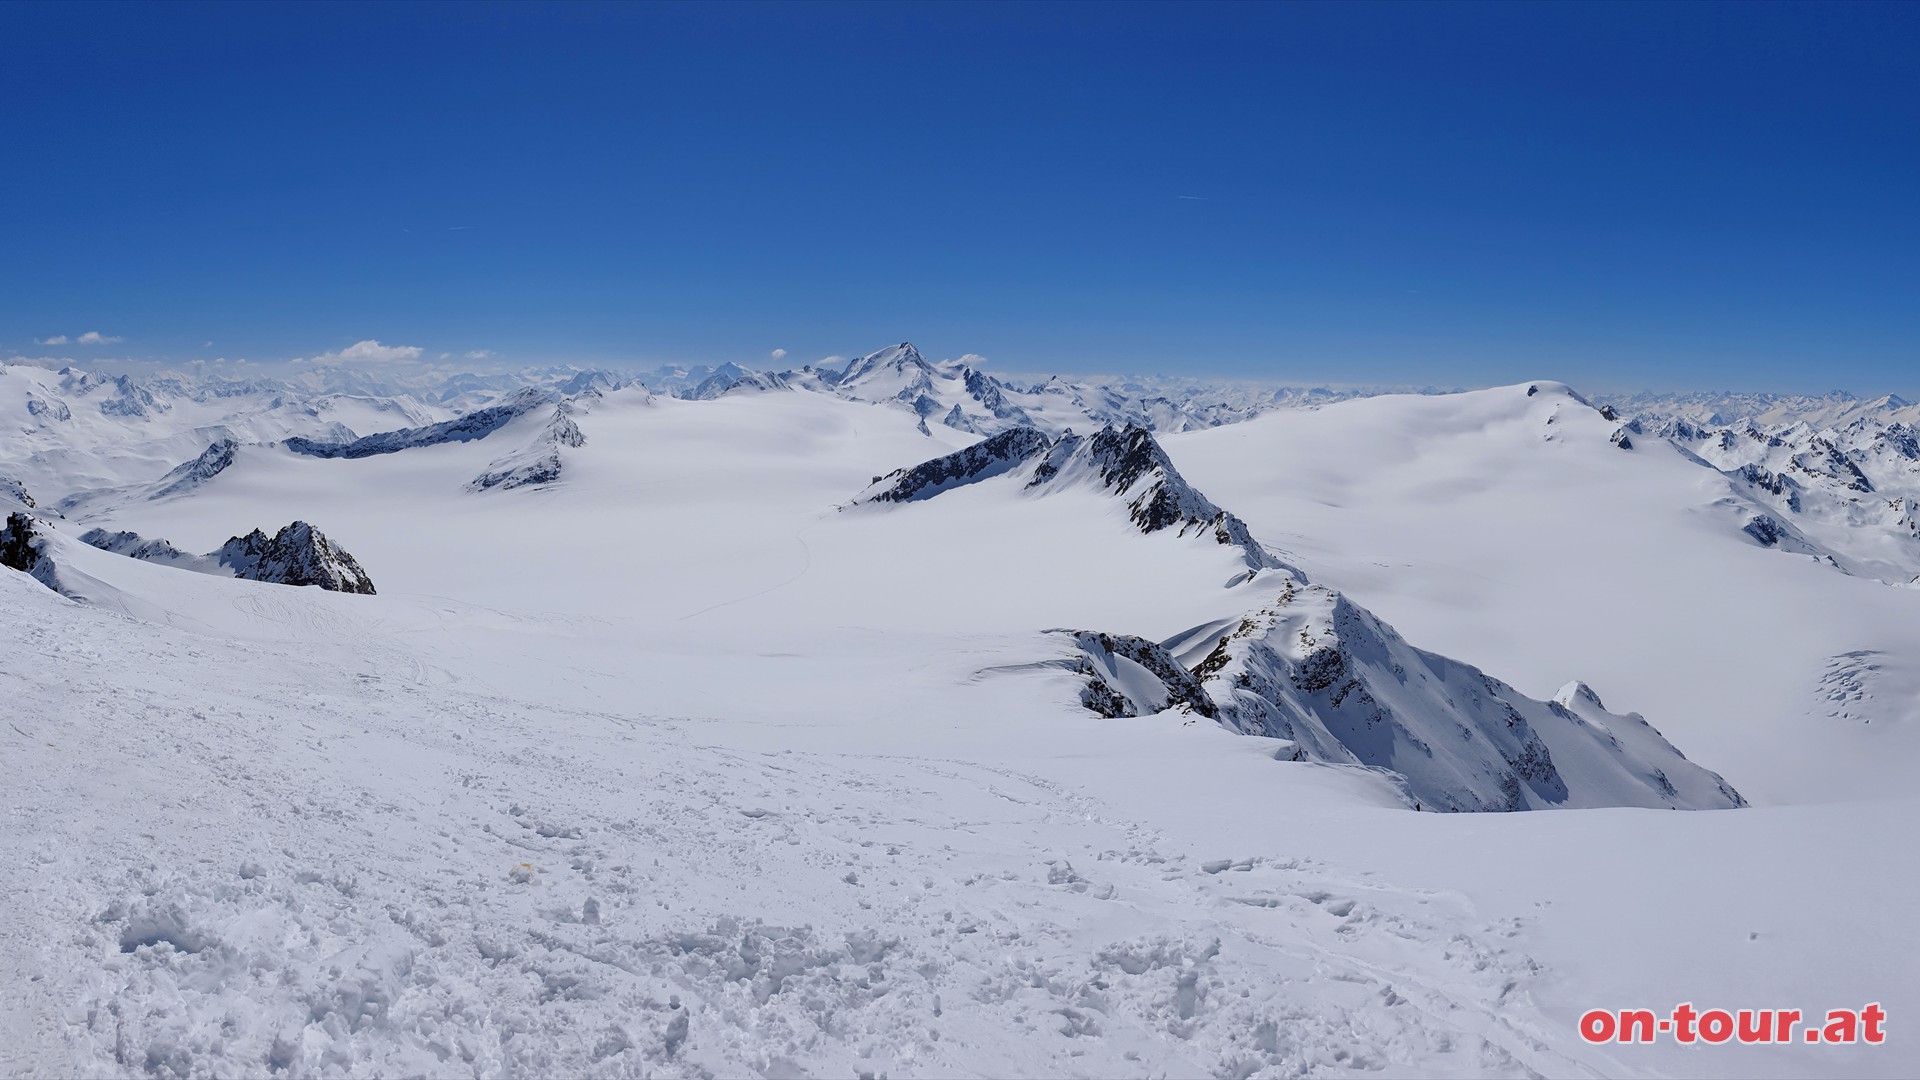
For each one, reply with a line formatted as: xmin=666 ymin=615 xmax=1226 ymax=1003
xmin=5 ymin=369 xmax=1917 ymax=1078
xmin=1167 ymin=381 xmax=1920 ymax=804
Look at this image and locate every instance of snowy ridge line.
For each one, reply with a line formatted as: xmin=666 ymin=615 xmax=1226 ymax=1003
xmin=62 ymin=518 xmax=379 ymax=593
xmin=284 ymin=387 xmax=559 ymax=459
xmin=1599 ymin=393 xmax=1920 ymax=583
xmin=680 ymin=341 xmax=1458 ymax=437
xmin=468 ymin=399 xmax=590 ymax=492
xmin=149 ymin=436 xmax=237 ymax=500
xmin=851 ymin=423 xmax=1283 ymax=573
xmin=1055 ymin=576 xmax=1744 ymax=813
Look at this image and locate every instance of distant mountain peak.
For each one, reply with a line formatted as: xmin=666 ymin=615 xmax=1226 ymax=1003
xmin=839 ymin=342 xmax=931 ymax=383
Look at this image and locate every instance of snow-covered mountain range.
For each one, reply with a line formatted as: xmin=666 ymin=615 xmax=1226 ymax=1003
xmin=4 ymin=346 xmax=1917 ymax=1078
xmin=1589 ymin=389 xmax=1920 ymax=582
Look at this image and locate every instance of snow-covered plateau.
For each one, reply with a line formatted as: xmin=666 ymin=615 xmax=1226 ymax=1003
xmin=3 ymin=349 xmax=1916 ymax=1079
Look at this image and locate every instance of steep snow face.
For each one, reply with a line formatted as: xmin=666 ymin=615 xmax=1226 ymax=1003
xmin=1057 ymin=630 xmax=1219 ymax=720
xmin=1055 ymin=569 xmax=1744 ymax=814
xmin=1164 ymin=582 xmax=1743 ymax=812
xmin=78 ymin=527 xmax=210 ymax=572
xmin=855 ymin=424 xmax=1281 ymax=572
xmin=148 ymin=437 xmax=237 ymax=500
xmin=832 ymin=342 xmax=938 ymax=399
xmin=215 ymin=522 xmax=377 ymax=593
xmin=469 ymin=403 xmax=590 ymax=492
xmin=690 ymin=367 xmax=790 ymax=400
xmin=1027 ymin=426 xmax=1282 ymax=572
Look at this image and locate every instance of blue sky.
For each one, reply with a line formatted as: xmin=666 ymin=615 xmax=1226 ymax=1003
xmin=2 ymin=1 xmax=1915 ymax=392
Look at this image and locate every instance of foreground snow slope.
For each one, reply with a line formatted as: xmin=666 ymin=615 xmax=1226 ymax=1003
xmin=4 ymin=381 xmax=1916 ymax=1077
xmin=7 ymin=523 xmax=1915 ymax=1080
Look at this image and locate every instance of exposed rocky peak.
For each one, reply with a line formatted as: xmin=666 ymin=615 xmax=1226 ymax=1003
xmin=216 ymin=522 xmax=376 ymax=593
xmin=1058 ymin=579 xmax=1745 ymax=813
xmin=150 ymin=437 xmax=238 ymax=500
xmin=1 ymin=511 xmax=47 ymax=580
xmin=555 ymin=370 xmax=633 ymax=398
xmin=25 ymin=394 xmax=71 ymax=422
xmin=58 ymin=366 xmax=110 ymax=395
xmin=838 ymin=342 xmax=932 ymax=385
xmin=1791 ymin=437 xmax=1873 ymax=492
xmin=96 ymin=375 xmax=168 ymax=419
xmin=1654 ymin=417 xmax=1706 ymax=442
xmin=468 ymin=404 xmax=588 ymax=492
xmin=691 ymin=368 xmax=791 ymax=400
xmin=1029 ymin=425 xmax=1282 ymax=572
xmin=939 ymin=403 xmax=978 ymax=433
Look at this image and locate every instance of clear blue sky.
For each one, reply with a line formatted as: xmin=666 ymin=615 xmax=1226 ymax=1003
xmin=2 ymin=1 xmax=1915 ymax=392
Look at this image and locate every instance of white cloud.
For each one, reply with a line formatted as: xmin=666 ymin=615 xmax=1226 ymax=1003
xmin=306 ymin=339 xmax=425 ymax=365
xmin=769 ymin=348 xmax=788 ymax=361
xmin=956 ymin=353 xmax=989 ymax=366
xmin=464 ymin=350 xmax=493 ymax=360
xmin=76 ymin=331 xmax=122 ymax=345
xmin=35 ymin=335 xmax=70 ymax=346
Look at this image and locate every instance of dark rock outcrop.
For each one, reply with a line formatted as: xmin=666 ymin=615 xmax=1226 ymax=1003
xmin=2 ymin=477 xmax=36 ymax=510
xmin=26 ymin=395 xmax=71 ymax=422
xmin=1059 ymin=631 xmax=1217 ymax=719
xmin=1742 ymin=514 xmax=1788 ymax=547
xmin=1 ymin=512 xmax=43 ymax=575
xmin=216 ymin=522 xmax=377 ymax=593
xmin=855 ymin=424 xmax=1280 ymax=572
xmin=859 ymin=428 xmax=1054 ymax=504
xmin=286 ymin=388 xmax=551 ymax=459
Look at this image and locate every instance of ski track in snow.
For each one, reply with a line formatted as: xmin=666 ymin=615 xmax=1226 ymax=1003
xmin=676 ymin=516 xmax=821 ymax=624
xmin=3 ymin=579 xmax=1579 ymax=1079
